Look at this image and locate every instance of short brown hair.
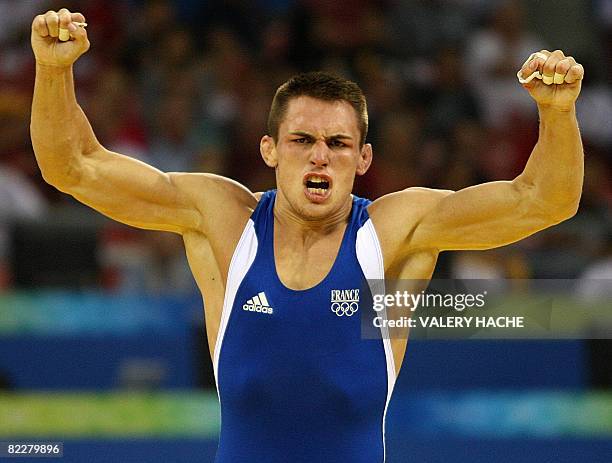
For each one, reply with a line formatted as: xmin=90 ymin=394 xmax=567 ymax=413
xmin=267 ymin=71 xmax=368 ymax=146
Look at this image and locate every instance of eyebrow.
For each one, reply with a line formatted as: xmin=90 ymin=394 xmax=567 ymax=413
xmin=288 ymin=131 xmax=354 ymax=140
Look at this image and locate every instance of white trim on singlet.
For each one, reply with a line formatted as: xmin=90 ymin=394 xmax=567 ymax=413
xmin=213 ymin=218 xmax=259 ymax=387
xmin=356 ymin=218 xmax=396 ymax=463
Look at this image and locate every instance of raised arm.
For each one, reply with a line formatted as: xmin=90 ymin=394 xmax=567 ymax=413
xmin=30 ymin=9 xmax=254 ymax=235
xmin=371 ymin=50 xmax=584 ymax=256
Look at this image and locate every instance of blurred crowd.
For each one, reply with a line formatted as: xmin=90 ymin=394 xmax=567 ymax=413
xmin=0 ymin=0 xmax=610 ymax=294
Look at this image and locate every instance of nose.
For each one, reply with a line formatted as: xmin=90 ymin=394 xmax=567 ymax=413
xmin=309 ymin=140 xmax=330 ymax=167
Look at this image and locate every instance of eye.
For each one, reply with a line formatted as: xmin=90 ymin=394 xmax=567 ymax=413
xmin=294 ymin=138 xmax=310 ymax=144
xmin=329 ymin=139 xmax=345 ymax=148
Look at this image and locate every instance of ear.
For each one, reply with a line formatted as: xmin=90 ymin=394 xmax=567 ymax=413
xmin=260 ymin=135 xmax=278 ymax=168
xmin=356 ymin=143 xmax=373 ymax=176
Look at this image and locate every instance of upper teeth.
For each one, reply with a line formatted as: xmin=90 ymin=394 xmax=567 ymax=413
xmin=309 ymin=176 xmax=325 ymax=183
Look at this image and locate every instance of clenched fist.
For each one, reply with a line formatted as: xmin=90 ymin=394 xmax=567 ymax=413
xmin=31 ymin=9 xmax=90 ymax=67
xmin=517 ymin=50 xmax=584 ymax=112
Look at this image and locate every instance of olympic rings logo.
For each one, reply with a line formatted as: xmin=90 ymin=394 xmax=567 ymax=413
xmin=331 ymin=301 xmax=359 ymax=317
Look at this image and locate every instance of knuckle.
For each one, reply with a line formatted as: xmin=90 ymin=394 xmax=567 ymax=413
xmin=558 ymin=62 xmax=570 ymax=72
xmin=543 ymin=62 xmax=556 ymax=74
xmin=556 ymin=58 xmax=569 ymax=66
xmin=552 ymin=50 xmax=565 ymax=60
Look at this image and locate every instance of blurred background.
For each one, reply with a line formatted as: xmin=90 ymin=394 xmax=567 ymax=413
xmin=0 ymin=0 xmax=610 ymax=461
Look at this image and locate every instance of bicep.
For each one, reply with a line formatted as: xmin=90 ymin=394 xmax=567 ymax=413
xmin=65 ymin=148 xmax=202 ymax=233
xmin=412 ymin=180 xmax=556 ymax=251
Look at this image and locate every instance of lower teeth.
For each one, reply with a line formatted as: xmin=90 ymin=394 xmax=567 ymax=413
xmin=308 ymin=188 xmax=326 ymax=195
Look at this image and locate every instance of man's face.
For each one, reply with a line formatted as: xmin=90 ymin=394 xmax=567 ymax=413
xmin=260 ymin=96 xmax=372 ymax=220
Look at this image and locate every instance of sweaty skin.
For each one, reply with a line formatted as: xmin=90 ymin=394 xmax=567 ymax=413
xmin=30 ymin=10 xmax=584 ymax=374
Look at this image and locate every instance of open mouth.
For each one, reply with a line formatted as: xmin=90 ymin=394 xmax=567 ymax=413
xmin=305 ymin=176 xmax=330 ymax=193
xmin=303 ymin=173 xmax=332 ymax=202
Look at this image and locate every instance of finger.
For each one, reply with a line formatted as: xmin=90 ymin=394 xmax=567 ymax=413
xmin=71 ymin=22 xmax=89 ymax=43
xmin=542 ymin=50 xmax=564 ymax=85
xmin=554 ymin=58 xmax=572 ymax=84
xmin=532 ymin=50 xmax=550 ymax=71
xmin=522 ymin=51 xmax=548 ymax=70
xmin=58 ymin=8 xmax=73 ymax=42
xmin=45 ymin=11 xmax=59 ymax=38
xmin=60 ymin=22 xmax=90 ymax=53
xmin=564 ymin=64 xmax=584 ymax=84
xmin=55 ymin=10 xmax=87 ymax=42
xmin=517 ymin=51 xmax=547 ymax=84
xmin=71 ymin=12 xmax=86 ymax=23
xmin=32 ymin=15 xmax=49 ymax=37
xmin=520 ymin=55 xmax=539 ymax=75
xmin=58 ymin=8 xmax=72 ymax=29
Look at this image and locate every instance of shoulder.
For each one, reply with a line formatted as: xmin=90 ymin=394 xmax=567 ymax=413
xmin=368 ymin=187 xmax=453 ymax=224
xmin=170 ymin=173 xmax=257 ymax=208
xmin=367 ymin=187 xmax=454 ymax=261
xmin=169 ymin=172 xmax=259 ymax=235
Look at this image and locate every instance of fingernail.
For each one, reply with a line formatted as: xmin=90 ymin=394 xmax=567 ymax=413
xmin=58 ymin=28 xmax=70 ymax=41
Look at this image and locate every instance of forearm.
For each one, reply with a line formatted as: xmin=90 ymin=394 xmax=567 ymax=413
xmin=517 ymin=105 xmax=584 ymax=218
xmin=30 ymin=63 xmax=100 ymax=187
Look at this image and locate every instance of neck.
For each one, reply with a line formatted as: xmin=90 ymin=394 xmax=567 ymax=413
xmin=273 ymin=191 xmax=352 ymax=238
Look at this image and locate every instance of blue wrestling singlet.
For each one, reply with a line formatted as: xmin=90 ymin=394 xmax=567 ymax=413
xmin=213 ymin=190 xmax=395 ymax=462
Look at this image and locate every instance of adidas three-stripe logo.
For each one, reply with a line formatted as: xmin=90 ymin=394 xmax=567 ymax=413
xmin=243 ymin=292 xmax=274 ymax=314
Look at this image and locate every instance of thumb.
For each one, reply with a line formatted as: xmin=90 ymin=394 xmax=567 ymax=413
xmin=517 ymin=57 xmax=541 ymax=86
xmin=521 ymin=78 xmax=541 ymax=92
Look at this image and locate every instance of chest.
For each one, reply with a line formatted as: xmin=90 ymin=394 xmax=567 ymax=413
xmin=273 ymin=226 xmax=347 ymax=290
xmin=222 ymin=256 xmax=380 ymax=395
